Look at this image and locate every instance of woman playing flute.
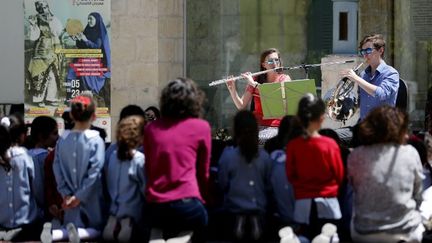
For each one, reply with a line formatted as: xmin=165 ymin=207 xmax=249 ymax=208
xmin=226 ymin=48 xmax=291 ymax=143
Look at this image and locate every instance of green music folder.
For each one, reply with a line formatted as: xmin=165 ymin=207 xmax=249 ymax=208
xmin=257 ymin=79 xmax=317 ymax=119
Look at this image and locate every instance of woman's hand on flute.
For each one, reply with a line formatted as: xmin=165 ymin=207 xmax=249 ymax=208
xmin=242 ymin=72 xmax=258 ymax=87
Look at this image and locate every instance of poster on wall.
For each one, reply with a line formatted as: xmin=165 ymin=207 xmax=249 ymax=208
xmin=23 ymin=0 xmax=111 ymax=141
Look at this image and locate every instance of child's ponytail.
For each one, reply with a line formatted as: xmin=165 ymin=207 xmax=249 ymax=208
xmin=70 ymin=94 xmax=96 ymax=122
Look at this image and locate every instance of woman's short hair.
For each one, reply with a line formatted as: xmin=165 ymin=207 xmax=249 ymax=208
xmin=359 ymin=34 xmax=386 ymax=57
xmin=160 ymin=77 xmax=205 ymax=119
xmin=358 ymin=105 xmax=408 ymax=145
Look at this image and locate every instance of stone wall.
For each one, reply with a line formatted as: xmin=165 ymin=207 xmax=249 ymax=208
xmin=186 ymin=0 xmax=311 ymax=129
xmin=111 ymin=0 xmax=185 ymax=136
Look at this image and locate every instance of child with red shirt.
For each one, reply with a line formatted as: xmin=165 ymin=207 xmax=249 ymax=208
xmin=286 ymin=93 xmax=344 ymax=240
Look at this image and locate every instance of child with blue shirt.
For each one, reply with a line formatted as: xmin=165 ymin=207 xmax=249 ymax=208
xmin=218 ymin=110 xmax=273 ymax=242
xmin=27 ymin=116 xmax=59 ymax=220
xmin=49 ymin=94 xmax=105 ymax=242
xmin=0 ymin=115 xmax=42 ymax=241
xmin=103 ymin=115 xmax=146 ymax=242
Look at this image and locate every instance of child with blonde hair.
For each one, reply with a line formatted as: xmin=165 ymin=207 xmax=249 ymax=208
xmin=103 ymin=115 xmax=146 ymax=242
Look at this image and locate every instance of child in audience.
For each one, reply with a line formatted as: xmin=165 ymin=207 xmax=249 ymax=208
xmin=105 ymin=104 xmax=145 ymax=165
xmin=144 ymin=106 xmax=161 ymax=123
xmin=103 ymin=115 xmax=146 ymax=242
xmin=218 ymin=110 xmax=272 ymax=241
xmin=50 ymin=94 xmax=105 ymax=242
xmin=27 ymin=116 xmax=59 ymax=220
xmin=286 ymin=93 xmax=344 ymax=240
xmin=265 ymin=115 xmax=302 ymax=230
xmin=0 ymin=115 xmax=43 ymax=241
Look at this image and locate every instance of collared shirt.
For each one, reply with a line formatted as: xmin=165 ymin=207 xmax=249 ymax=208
xmin=218 ymin=146 xmax=272 ymax=214
xmin=28 ymin=148 xmax=48 ymax=213
xmin=106 ymin=150 xmax=145 ymax=222
xmin=53 ymin=129 xmax=105 ymax=229
xmin=0 ymin=146 xmax=38 ymax=229
xmin=359 ymin=60 xmax=399 ymax=120
xmin=269 ymin=149 xmax=295 ymax=223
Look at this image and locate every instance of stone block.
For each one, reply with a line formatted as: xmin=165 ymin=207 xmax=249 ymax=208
xmin=136 ymin=37 xmax=159 ymax=62
xmin=111 ymin=37 xmax=136 ymax=64
xmin=126 ymin=63 xmax=158 ymax=87
xmin=159 ymin=17 xmax=183 ymax=38
xmin=127 ymin=0 xmax=142 ymax=16
xmin=140 ymin=0 xmax=159 ymax=18
xmin=112 ymin=0 xmax=127 ymax=16
xmin=174 ymin=39 xmax=184 ymax=63
xmin=158 ymin=63 xmax=184 ymax=84
xmin=120 ymin=17 xmax=157 ymax=38
xmin=110 ymin=62 xmax=127 ymax=89
xmin=159 ymin=0 xmax=184 ymax=16
xmin=221 ymin=0 xmax=239 ymax=15
xmin=158 ymin=39 xmax=175 ymax=62
xmin=111 ymin=88 xmax=132 ymax=116
xmin=132 ymin=87 xmax=157 ymax=105
xmin=111 ymin=17 xmax=121 ymax=39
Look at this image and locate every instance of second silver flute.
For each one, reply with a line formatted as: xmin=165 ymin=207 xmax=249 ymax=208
xmin=208 ymin=67 xmax=286 ymax=87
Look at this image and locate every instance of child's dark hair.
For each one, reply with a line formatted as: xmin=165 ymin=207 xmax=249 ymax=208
xmin=28 ymin=116 xmax=58 ymax=148
xmin=116 ymin=116 xmax=145 ymax=161
xmin=8 ymin=115 xmax=27 ymax=145
xmin=145 ymin=106 xmax=161 ymax=119
xmin=0 ymin=115 xmax=26 ymax=171
xmin=70 ymin=94 xmax=96 ymax=122
xmin=0 ymin=125 xmax=12 ymax=171
xmin=62 ymin=111 xmax=74 ymax=130
xmin=119 ymin=105 xmax=146 ymax=121
xmin=233 ymin=110 xmax=259 ymax=163
xmin=297 ymin=93 xmax=326 ymax=130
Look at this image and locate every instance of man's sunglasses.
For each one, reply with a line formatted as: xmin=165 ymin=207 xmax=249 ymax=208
xmin=359 ymin=48 xmax=374 ymax=56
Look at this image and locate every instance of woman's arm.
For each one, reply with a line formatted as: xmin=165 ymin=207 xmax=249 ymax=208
xmin=226 ymin=73 xmax=257 ymax=110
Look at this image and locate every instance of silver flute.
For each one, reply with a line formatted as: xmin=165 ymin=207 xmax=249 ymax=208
xmin=208 ymin=67 xmax=285 ymax=87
